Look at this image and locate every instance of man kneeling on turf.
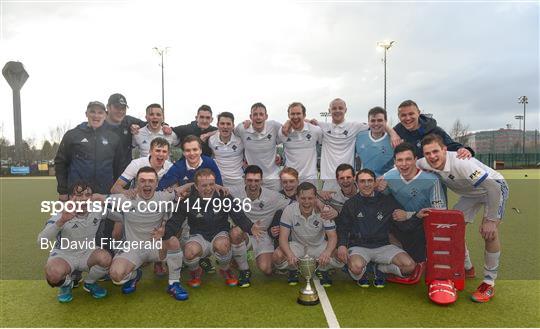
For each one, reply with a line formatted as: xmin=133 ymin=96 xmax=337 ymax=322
xmin=336 ymin=169 xmax=418 ymax=288
xmin=107 ymin=167 xmax=187 ymax=301
xmin=38 ymin=181 xmax=111 ymax=303
xmin=164 ymin=168 xmax=263 ymax=288
xmin=273 ymin=182 xmax=343 ymax=287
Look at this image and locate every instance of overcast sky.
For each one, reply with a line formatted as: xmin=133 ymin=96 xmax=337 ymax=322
xmin=1 ymin=0 xmax=538 ymax=146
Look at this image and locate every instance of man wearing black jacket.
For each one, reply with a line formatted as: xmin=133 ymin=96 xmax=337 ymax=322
xmin=393 ymin=100 xmax=474 ymax=159
xmin=172 ymin=105 xmax=218 ymax=156
xmin=54 ymin=101 xmax=122 ymax=201
xmin=336 ymin=169 xmax=420 ymax=287
xmin=164 ymin=168 xmax=262 ymax=288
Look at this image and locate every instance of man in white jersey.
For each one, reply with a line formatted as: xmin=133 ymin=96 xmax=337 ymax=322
xmin=417 ymin=134 xmax=509 ymax=303
xmin=106 ymin=167 xmax=187 ymax=301
xmin=208 ymin=112 xmax=245 ymax=188
xmin=38 ymin=182 xmax=111 ymax=303
xmin=273 ymin=182 xmax=342 ymax=287
xmin=132 ymin=103 xmax=178 ymax=157
xmin=229 ymin=165 xmax=291 ymax=287
xmin=278 ymin=102 xmax=323 ymax=183
xmin=317 ymin=98 xmax=400 ymax=190
xmin=234 ymin=102 xmax=282 ymax=191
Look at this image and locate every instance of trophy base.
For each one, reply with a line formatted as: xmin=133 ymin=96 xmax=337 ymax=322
xmin=297 ymin=296 xmax=320 ymax=306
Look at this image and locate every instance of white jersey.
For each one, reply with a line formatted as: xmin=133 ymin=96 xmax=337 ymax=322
xmin=280 ymin=202 xmax=335 ymax=248
xmin=132 ymin=125 xmax=179 ymax=157
xmin=235 ymin=120 xmax=281 ymax=180
xmin=229 ymin=185 xmax=291 ymax=229
xmin=416 ymin=152 xmax=506 ymax=197
xmin=109 ymin=192 xmax=175 ymax=242
xmin=208 ymin=133 xmax=245 ymax=186
xmin=278 ymin=122 xmax=323 ymax=181
xmin=319 ymin=121 xmax=368 ymax=180
xmin=119 ymin=155 xmax=173 ymax=186
xmin=37 ymin=211 xmax=104 ymax=252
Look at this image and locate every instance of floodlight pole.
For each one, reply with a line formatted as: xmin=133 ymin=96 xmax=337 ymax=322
xmin=153 ymin=47 xmax=169 ymax=112
xmin=518 ymin=96 xmax=528 ymax=154
xmin=377 ymin=41 xmax=395 ymax=110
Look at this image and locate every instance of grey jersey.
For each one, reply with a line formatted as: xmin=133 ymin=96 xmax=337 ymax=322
xmin=109 ymin=191 xmax=175 ymax=242
xmin=229 ymin=185 xmax=290 ymax=229
xmin=280 ymin=202 xmax=336 ymax=248
xmin=37 ymin=211 xmax=104 ymax=252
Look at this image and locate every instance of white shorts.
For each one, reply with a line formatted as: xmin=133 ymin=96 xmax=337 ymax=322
xmin=289 ymin=241 xmax=343 ymax=270
xmin=114 ymin=248 xmax=161 ymax=269
xmin=349 ymin=245 xmax=404 ymax=264
xmin=247 ymin=231 xmax=275 ymax=258
xmin=186 ymin=231 xmax=229 ymax=258
xmin=48 ymin=249 xmax=95 ymax=273
xmin=453 ymin=185 xmax=508 ymax=223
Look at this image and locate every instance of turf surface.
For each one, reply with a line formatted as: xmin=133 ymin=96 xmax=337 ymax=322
xmin=1 ymin=170 xmax=539 ymax=327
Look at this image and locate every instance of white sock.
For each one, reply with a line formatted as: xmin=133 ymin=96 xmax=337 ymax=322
xmin=184 ymin=256 xmax=201 ymax=272
xmin=85 ymin=265 xmax=108 ymax=284
xmin=464 ymin=247 xmax=473 ymax=270
xmin=232 ymin=242 xmax=249 ymax=270
xmin=378 ymin=264 xmax=403 ymax=277
xmin=483 ymin=251 xmax=500 ymax=286
xmin=166 ymin=250 xmax=183 ymax=282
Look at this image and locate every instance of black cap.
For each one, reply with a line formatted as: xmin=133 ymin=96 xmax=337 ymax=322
xmin=107 ymin=93 xmax=128 ymax=108
xmin=86 ymin=101 xmax=106 ymax=111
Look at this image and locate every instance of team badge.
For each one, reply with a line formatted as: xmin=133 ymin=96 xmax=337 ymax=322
xmin=416 ymin=141 xmax=421 ymax=148
xmin=215 ymin=146 xmax=219 ymax=150
xmin=142 ymin=140 xmax=147 ymax=144
xmin=410 ymin=188 xmax=418 ymax=197
xmin=306 ymin=133 xmax=312 ymax=140
xmin=93 ymin=217 xmax=99 ymax=225
xmin=267 ymin=134 xmax=272 ymax=140
xmin=123 ymin=129 xmax=128 ymax=135
xmin=247 ymin=136 xmax=252 ymax=141
xmin=313 ymin=220 xmax=320 ymax=227
xmin=286 ymin=137 xmax=291 ymax=142
xmin=232 ymin=145 xmax=237 ymax=151
xmin=102 ymin=138 xmax=109 ymax=145
xmin=376 ymin=212 xmax=383 ymax=221
xmin=343 ymin=130 xmax=348 ymax=136
xmin=259 ymin=202 xmax=265 ymax=209
xmin=448 ymin=174 xmax=455 ymax=180
xmin=294 ymin=222 xmax=301 ymax=227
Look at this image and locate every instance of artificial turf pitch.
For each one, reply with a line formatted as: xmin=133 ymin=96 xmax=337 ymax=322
xmin=1 ymin=170 xmax=539 ymax=327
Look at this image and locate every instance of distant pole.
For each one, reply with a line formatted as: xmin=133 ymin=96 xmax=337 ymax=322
xmin=518 ymin=96 xmax=528 ymax=154
xmin=377 ymin=40 xmax=395 ymax=110
xmin=153 ymin=47 xmax=169 ymax=112
xmin=2 ymin=61 xmax=29 ymax=162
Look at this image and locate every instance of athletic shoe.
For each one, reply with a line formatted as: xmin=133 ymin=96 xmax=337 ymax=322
xmin=288 ymin=270 xmax=300 ymax=286
xmin=199 ymin=257 xmax=216 ymax=274
xmin=83 ymin=282 xmax=107 ymax=299
xmin=98 ymin=274 xmax=111 ymax=282
xmin=167 ymin=282 xmax=189 ymax=301
xmin=428 ymin=279 xmax=457 ymax=305
xmin=315 ymin=270 xmax=332 ymax=287
xmin=386 ymin=261 xmax=425 ymax=285
xmin=71 ymin=271 xmax=83 ymax=288
xmin=220 ymin=269 xmax=238 ymax=287
xmin=187 ymin=267 xmax=203 ymax=288
xmin=471 ymin=282 xmax=495 ymax=303
xmin=465 ymin=266 xmax=476 ymax=279
xmin=121 ymin=268 xmax=142 ymax=294
xmin=154 ymin=262 xmax=167 ymax=277
xmin=57 ymin=281 xmax=73 ymax=303
xmin=357 ymin=272 xmax=370 ymax=288
xmin=374 ymin=267 xmax=386 ymax=288
xmin=238 ymin=269 xmax=252 ymax=288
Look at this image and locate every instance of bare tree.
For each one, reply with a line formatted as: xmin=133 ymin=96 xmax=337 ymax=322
xmin=451 ymin=119 xmax=470 ymax=145
xmin=48 ymin=122 xmax=72 ymax=144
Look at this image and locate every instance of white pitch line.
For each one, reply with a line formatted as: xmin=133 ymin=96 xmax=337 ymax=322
xmin=313 ymin=278 xmax=340 ymax=328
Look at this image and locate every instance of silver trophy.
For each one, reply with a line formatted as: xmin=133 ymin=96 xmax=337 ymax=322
xmin=297 ymin=251 xmax=319 ymax=306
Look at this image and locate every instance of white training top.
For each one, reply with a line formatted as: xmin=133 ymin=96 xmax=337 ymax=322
xmin=278 ymin=122 xmax=323 ymax=181
xmin=235 ymin=120 xmax=281 ymax=180
xmin=416 ymin=151 xmax=505 ymax=197
xmin=119 ymin=155 xmax=173 ymax=185
xmin=280 ymin=202 xmax=336 ymax=248
xmin=132 ymin=125 xmax=179 ymax=157
xmin=208 ymin=133 xmax=245 ymax=186
xmin=319 ymin=120 xmax=368 ymax=180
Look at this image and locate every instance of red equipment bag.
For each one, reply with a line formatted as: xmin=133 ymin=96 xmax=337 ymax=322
xmin=423 ymin=209 xmax=466 ymax=292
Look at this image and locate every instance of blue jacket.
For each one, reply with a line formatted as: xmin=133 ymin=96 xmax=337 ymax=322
xmin=54 ymin=122 xmax=122 ymax=194
xmin=393 ymin=115 xmax=474 ymax=158
xmin=157 ymin=155 xmax=222 ymax=190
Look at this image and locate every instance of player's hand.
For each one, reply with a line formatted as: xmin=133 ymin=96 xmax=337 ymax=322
xmin=162 ymin=124 xmax=172 ymax=135
xmin=337 ymin=246 xmax=348 ymax=263
xmin=123 ymin=189 xmax=137 ymax=199
xmin=251 ymin=221 xmax=264 ymax=239
xmin=58 ymin=194 xmax=69 ymax=202
xmin=318 ymin=250 xmax=331 ymax=267
xmin=215 ymin=184 xmax=230 ymax=197
xmin=320 ymin=205 xmax=338 ymax=221
xmin=174 ymin=184 xmax=193 ymax=200
xmin=287 ymin=254 xmax=299 ymax=267
xmin=456 ymin=147 xmax=472 ymax=159
xmin=318 ymin=191 xmax=334 ymax=201
xmin=376 ymin=176 xmax=388 ymax=192
xmin=389 ymin=129 xmax=402 ymax=148
xmin=392 ymin=209 xmax=408 ymax=221
xmin=281 ymin=120 xmax=292 ymax=137
xmin=151 ymin=225 xmax=165 ymax=240
xmin=416 ymin=208 xmax=431 ymax=219
xmin=270 ymin=226 xmax=280 ymax=238
xmin=480 ymin=219 xmax=498 ymax=241
xmin=58 ymin=210 xmax=76 ymax=226
xmin=309 ymin=118 xmax=319 ymax=126
xmin=243 ymin=120 xmax=251 ymax=129
xmin=130 ymin=124 xmax=140 ymax=135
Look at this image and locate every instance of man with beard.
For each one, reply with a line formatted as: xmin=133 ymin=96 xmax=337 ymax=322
xmin=132 ymin=104 xmax=178 ymax=158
